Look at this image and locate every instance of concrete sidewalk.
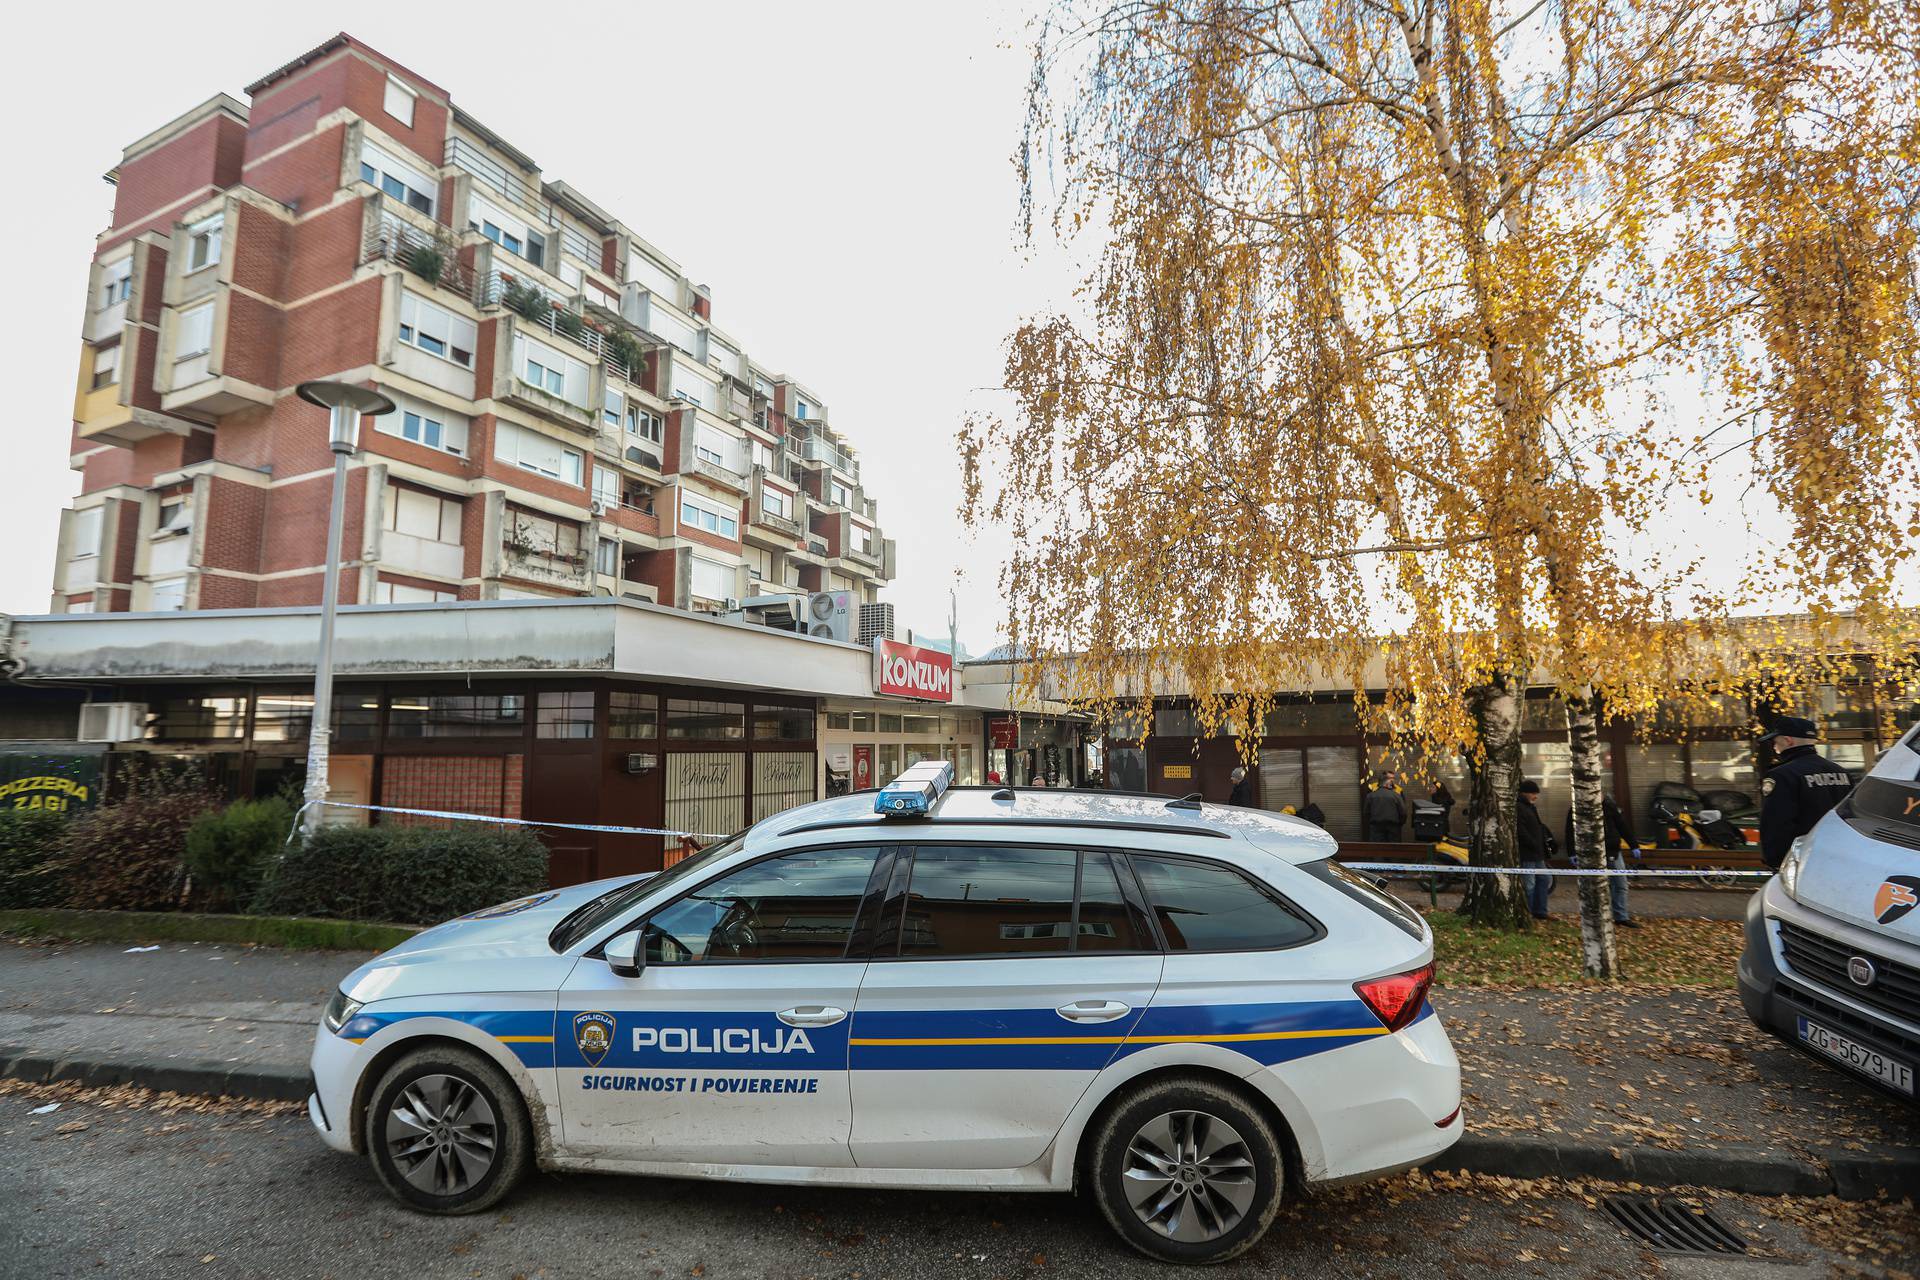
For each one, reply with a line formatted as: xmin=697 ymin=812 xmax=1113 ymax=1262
xmin=2 ymin=938 xmax=1916 ymax=1200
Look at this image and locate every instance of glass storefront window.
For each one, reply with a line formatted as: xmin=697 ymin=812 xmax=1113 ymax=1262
xmin=752 ymin=706 xmax=816 ymax=741
xmin=902 ymin=713 xmax=941 ymax=735
xmin=877 ymin=713 xmax=903 ymax=734
xmin=1262 ymin=700 xmax=1358 ymax=736
xmin=609 ymin=691 xmax=659 ymax=740
xmin=1107 ymin=746 xmax=1147 ymax=791
xmin=826 ymin=711 xmax=851 ymax=730
xmin=849 ymin=712 xmax=873 ymax=731
xmin=878 ymin=744 xmax=902 ymax=778
xmin=536 ymin=691 xmax=596 ymax=739
xmin=145 ymin=696 xmax=247 ymax=741
xmin=387 ymin=693 xmax=525 ymax=738
xmin=666 ymin=699 xmax=746 ymax=740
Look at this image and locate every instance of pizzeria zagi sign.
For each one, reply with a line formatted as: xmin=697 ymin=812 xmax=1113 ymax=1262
xmin=873 ymin=639 xmax=953 ymax=703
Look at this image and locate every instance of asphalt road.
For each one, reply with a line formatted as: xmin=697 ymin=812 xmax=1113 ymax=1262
xmin=1 ymin=1087 xmax=1911 ymax=1280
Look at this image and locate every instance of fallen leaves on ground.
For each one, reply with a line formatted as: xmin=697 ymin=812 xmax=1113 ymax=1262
xmin=1426 ymin=910 xmax=1744 ymax=987
xmin=0 ymin=1075 xmax=302 ymax=1117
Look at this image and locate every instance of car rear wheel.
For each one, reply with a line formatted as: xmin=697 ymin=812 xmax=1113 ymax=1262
xmin=364 ymin=1045 xmax=531 ymax=1215
xmin=1087 ymin=1077 xmax=1285 ymax=1265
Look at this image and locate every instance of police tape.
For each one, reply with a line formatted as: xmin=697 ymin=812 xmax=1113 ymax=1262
xmin=1345 ymin=861 xmax=1773 ymax=880
xmin=294 ymin=800 xmax=732 ymax=842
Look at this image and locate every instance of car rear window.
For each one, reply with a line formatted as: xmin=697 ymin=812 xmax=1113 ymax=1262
xmin=1298 ymin=858 xmax=1425 ymax=939
xmin=1129 ymin=855 xmax=1319 ymax=951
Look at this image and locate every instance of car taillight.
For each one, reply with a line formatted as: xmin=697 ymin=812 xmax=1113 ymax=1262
xmin=1354 ymin=961 xmax=1435 ymax=1033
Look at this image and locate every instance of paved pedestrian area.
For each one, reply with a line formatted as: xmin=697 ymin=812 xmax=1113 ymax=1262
xmin=0 ymin=1083 xmax=1912 ymax=1280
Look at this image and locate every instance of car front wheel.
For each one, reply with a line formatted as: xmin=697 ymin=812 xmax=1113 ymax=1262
xmin=364 ymin=1045 xmax=531 ymax=1215
xmin=1087 ymin=1076 xmax=1285 ymax=1264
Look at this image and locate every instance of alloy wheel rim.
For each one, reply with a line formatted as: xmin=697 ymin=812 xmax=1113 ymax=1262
xmin=1121 ymin=1109 xmax=1257 ymax=1243
xmin=385 ymin=1073 xmax=498 ymax=1196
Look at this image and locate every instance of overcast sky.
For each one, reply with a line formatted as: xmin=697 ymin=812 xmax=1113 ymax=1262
xmin=0 ymin=0 xmax=1063 ymax=648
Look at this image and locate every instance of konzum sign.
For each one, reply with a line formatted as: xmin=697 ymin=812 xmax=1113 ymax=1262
xmin=873 ymin=638 xmax=954 ymax=702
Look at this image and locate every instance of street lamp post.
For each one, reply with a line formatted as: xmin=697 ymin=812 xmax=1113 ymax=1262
xmin=294 ymin=381 xmax=396 ymax=837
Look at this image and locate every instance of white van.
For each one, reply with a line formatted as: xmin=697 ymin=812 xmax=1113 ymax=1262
xmin=1740 ymin=724 xmax=1920 ymax=1100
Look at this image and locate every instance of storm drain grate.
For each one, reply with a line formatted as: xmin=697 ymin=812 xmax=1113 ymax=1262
xmin=1602 ymin=1195 xmax=1748 ymax=1255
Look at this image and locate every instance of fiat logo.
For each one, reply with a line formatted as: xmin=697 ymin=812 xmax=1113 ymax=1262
xmin=1847 ymin=955 xmax=1877 ymax=988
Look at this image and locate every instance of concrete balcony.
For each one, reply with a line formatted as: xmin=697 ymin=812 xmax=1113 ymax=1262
xmin=687 ymin=456 xmax=748 ymax=493
xmin=501 ymin=541 xmax=592 ymax=589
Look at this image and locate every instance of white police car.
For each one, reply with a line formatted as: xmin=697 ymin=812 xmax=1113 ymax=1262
xmin=1741 ymin=724 xmax=1920 ymax=1102
xmin=310 ymin=765 xmax=1461 ymax=1264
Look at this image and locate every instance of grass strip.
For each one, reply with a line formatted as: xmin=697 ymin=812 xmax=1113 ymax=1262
xmin=0 ymin=908 xmax=416 ymax=952
xmin=1424 ymin=909 xmax=1743 ymax=987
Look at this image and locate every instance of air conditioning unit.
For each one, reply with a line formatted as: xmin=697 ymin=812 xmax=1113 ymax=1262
xmin=858 ymin=601 xmax=895 ymax=645
xmin=806 ymin=590 xmax=854 ymax=642
xmin=589 ymin=498 xmax=608 ymax=517
xmin=78 ymin=701 xmax=146 ymax=743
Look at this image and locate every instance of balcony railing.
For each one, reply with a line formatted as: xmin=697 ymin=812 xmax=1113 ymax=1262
xmin=363 ymin=212 xmax=476 ymax=301
xmin=446 ymin=137 xmax=556 ymax=226
xmin=795 ymin=433 xmax=859 ymax=479
xmin=483 ymin=274 xmax=635 ymax=380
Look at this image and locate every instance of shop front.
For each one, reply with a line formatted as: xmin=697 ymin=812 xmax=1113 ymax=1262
xmin=820 ymin=638 xmax=981 ymax=794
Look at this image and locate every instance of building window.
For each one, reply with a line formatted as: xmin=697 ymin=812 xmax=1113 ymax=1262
xmin=515 ymin=335 xmax=590 ymax=408
xmin=852 ymin=524 xmax=872 ymax=553
xmin=604 ymin=389 xmax=623 ymax=429
xmin=609 ymin=691 xmax=659 ymax=739
xmin=744 ymin=545 xmax=773 ymax=582
xmin=186 ymin=215 xmax=223 ymax=272
xmin=378 ymin=581 xmax=456 ymax=604
xmin=398 ymin=293 xmax=476 ymax=367
xmin=156 ymin=494 xmax=193 ymax=535
xmin=360 ymin=142 xmax=435 ymax=216
xmin=376 ymin=393 xmax=469 ymax=456
xmin=91 ymin=344 xmax=120 ymax=390
xmin=494 ymin=420 xmax=584 ymax=485
xmin=144 ymin=695 xmax=246 ymax=741
xmin=592 ymin=467 xmax=620 ymax=508
xmin=69 ymin=507 xmax=102 ymax=561
xmin=695 ymin=425 xmax=741 ymax=471
xmin=385 ymin=484 xmax=462 ymax=544
xmin=383 ymin=74 xmax=417 ymax=126
xmin=752 ymin=706 xmax=815 ymax=741
xmin=690 ymin=555 xmax=735 ymax=602
xmin=627 ymin=407 xmax=662 ymax=443
xmin=680 ymin=492 xmax=739 ymax=539
xmin=387 ymin=692 xmax=525 ymax=738
xmin=830 ymin=480 xmax=853 ymax=508
xmin=595 ymin=536 xmax=618 ymax=575
xmin=665 ymin=699 xmax=746 ymax=740
xmin=795 ymin=399 xmax=810 ymax=419
xmin=761 ymin=486 xmax=789 ymax=520
xmin=99 ymin=257 xmax=132 ymax=309
xmin=175 ymin=303 xmax=214 ymax=360
xmin=536 ymin=691 xmax=596 ymax=739
xmin=751 ymin=439 xmax=775 ymax=472
xmin=147 ymin=576 xmax=188 ymax=611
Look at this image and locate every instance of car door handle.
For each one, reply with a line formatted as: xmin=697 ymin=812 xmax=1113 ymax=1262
xmin=1057 ymin=1000 xmax=1132 ymax=1023
xmin=776 ymin=1005 xmax=848 ymax=1028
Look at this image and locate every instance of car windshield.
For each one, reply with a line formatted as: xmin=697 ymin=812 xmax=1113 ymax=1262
xmin=548 ymin=833 xmax=747 ymax=952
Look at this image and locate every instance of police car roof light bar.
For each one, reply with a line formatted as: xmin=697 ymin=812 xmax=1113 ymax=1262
xmin=875 ymin=759 xmax=955 ymax=818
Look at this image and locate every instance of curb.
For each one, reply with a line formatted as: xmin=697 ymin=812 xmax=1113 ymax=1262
xmin=0 ymin=1045 xmax=308 ymax=1104
xmin=1435 ymin=1133 xmax=1920 ymax=1203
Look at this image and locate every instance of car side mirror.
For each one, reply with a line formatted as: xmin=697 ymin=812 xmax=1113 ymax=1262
xmin=605 ymin=929 xmax=644 ymax=979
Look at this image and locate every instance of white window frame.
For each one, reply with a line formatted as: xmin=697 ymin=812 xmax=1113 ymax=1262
xmin=680 ymin=491 xmax=739 ymax=539
xmin=383 ymin=74 xmax=417 ymax=127
xmin=761 ymin=486 xmax=789 ymax=520
xmin=494 ymin=420 xmax=584 ymax=486
xmin=694 ymin=424 xmax=740 ymax=471
xmin=689 ymin=555 xmax=736 ymax=603
xmin=627 ymin=406 xmax=662 ymax=443
xmin=603 ymin=388 xmax=624 ymax=429
xmin=398 ymin=293 xmax=477 ymax=368
xmin=830 ymin=479 xmax=853 ymax=508
xmin=360 ymin=141 xmax=436 ymax=216
xmin=516 ymin=334 xmax=590 ymax=408
xmin=99 ymin=256 xmax=132 ymax=309
xmin=147 ymin=576 xmax=188 ymax=612
xmin=385 ymin=483 xmax=463 ymax=545
xmin=376 ymin=392 xmax=469 ymax=457
xmin=592 ymin=467 xmax=620 ymax=507
xmin=156 ymin=494 xmax=193 ymax=535
xmin=91 ymin=344 xmax=120 ymax=390
xmin=186 ymin=215 xmax=223 ymax=272
xmin=595 ymin=536 xmax=619 ymax=576
xmin=175 ymin=303 xmax=214 ymax=360
xmin=378 ymin=581 xmax=457 ymax=604
xmin=69 ymin=507 xmax=102 ymax=560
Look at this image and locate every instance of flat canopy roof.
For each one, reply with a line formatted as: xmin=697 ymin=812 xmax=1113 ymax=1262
xmin=5 ymin=599 xmax=899 ymax=702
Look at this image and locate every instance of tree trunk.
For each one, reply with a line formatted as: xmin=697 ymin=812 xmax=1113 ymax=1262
xmin=1459 ymin=674 xmax=1532 ymax=929
xmin=1565 ymin=691 xmax=1619 ymax=978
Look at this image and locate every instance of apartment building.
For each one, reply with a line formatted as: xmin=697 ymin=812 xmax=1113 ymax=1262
xmin=54 ymin=33 xmax=895 ymax=619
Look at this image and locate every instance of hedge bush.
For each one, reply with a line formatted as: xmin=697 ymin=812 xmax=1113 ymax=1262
xmin=53 ymin=776 xmax=216 ymax=912
xmin=0 ymin=809 xmax=76 ymax=908
xmin=184 ymin=796 xmax=294 ymax=912
xmin=253 ymin=823 xmax=548 ymax=925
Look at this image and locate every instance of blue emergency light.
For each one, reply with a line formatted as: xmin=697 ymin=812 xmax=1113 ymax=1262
xmin=874 ymin=759 xmax=955 ymax=818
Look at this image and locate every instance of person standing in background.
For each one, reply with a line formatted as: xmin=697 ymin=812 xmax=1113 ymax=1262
xmin=1517 ymin=779 xmax=1555 ymax=920
xmin=1565 ymin=788 xmax=1642 ymax=929
xmin=1364 ymin=770 xmax=1407 ymax=842
xmin=1228 ymin=766 xmax=1255 ymax=807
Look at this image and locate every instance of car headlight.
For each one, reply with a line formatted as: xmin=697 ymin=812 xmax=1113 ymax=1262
xmin=1779 ymin=836 xmax=1809 ymax=901
xmin=321 ymin=989 xmax=365 ymax=1035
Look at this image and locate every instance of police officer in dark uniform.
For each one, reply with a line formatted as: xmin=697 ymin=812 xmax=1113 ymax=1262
xmin=1757 ymin=717 xmax=1854 ymax=870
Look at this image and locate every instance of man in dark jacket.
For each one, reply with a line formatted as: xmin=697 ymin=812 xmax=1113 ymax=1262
xmin=1758 ymin=717 xmax=1854 ymax=869
xmin=1364 ymin=770 xmax=1407 ymax=842
xmin=1564 ymin=790 xmax=1642 ymax=928
xmin=1517 ymin=779 xmax=1554 ymax=919
xmin=1228 ymin=766 xmax=1255 ymax=807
